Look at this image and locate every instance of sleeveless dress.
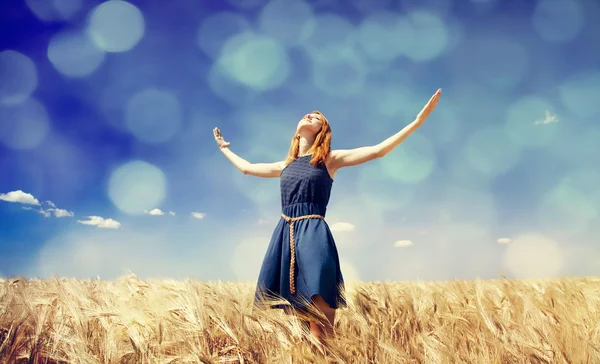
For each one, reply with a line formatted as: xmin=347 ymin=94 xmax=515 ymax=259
xmin=254 ymin=155 xmax=347 ymax=310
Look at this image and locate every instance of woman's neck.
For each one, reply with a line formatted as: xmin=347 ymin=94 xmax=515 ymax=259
xmin=298 ymin=135 xmax=315 ymax=157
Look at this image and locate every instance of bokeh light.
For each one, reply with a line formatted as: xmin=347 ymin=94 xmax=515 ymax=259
xmin=0 ymin=98 xmax=50 ymax=150
xmin=403 ymin=0 xmax=453 ymax=15
xmin=559 ymin=70 xmax=600 ymax=118
xmin=229 ymin=105 xmax=288 ymax=209
xmin=47 ymin=30 xmax=105 ymax=78
xmin=363 ymin=85 xmax=418 ymax=123
xmin=361 ymin=80 xmax=445 ymax=138
xmin=349 ymin=0 xmax=391 ymax=14
xmin=108 ymin=160 xmax=167 ymax=215
xmin=438 ymin=186 xmax=498 ymax=227
xmin=311 ymin=49 xmax=367 ymax=97
xmin=539 ymin=180 xmax=598 ymax=236
xmin=258 ymin=0 xmax=316 ymax=47
xmin=230 ymin=164 xmax=281 ymax=220
xmin=569 ymin=171 xmax=600 ymax=227
xmin=25 ymin=0 xmax=82 ymax=22
xmin=356 ymin=11 xmax=414 ymax=63
xmin=356 ymin=161 xmax=415 ymax=212
xmin=561 ymin=168 xmax=600 ymax=204
xmin=404 ymin=11 xmax=449 ymax=62
xmin=303 ymin=0 xmax=337 ymax=8
xmin=446 ymin=152 xmax=493 ymax=191
xmin=225 ymin=0 xmax=268 ymax=10
xmin=234 ymin=108 xmax=296 ymax=153
xmin=0 ymin=154 xmax=46 ymax=198
xmin=378 ymin=132 xmax=436 ymax=184
xmin=503 ymin=233 xmax=564 ymax=278
xmin=468 ymin=0 xmax=501 ymax=18
xmin=87 ymin=0 xmax=145 ymax=53
xmin=300 ymin=13 xmax=355 ymax=60
xmin=125 ymin=88 xmax=183 ymax=144
xmin=505 ymin=95 xmax=559 ymax=148
xmin=425 ymin=101 xmax=460 ymax=146
xmin=466 ymin=36 xmax=530 ymax=90
xmin=197 ymin=12 xmax=251 ymax=59
xmin=444 ymin=17 xmax=466 ymax=51
xmin=464 ymin=127 xmax=522 ymax=179
xmin=567 ymin=127 xmax=600 ymax=163
xmin=26 ymin=0 xmax=62 ymax=21
xmin=207 ymin=62 xmax=260 ymax=107
xmin=449 ymin=81 xmax=506 ymax=124
xmin=358 ymin=69 xmax=418 ymax=132
xmin=470 ymin=0 xmax=499 ymax=5
xmin=27 ymin=134 xmax=94 ymax=201
xmin=52 ymin=0 xmax=83 ymax=20
xmin=369 ymin=84 xmax=414 ymax=120
xmin=215 ymin=32 xmax=291 ymax=91
xmin=0 ymin=50 xmax=38 ymax=105
xmin=531 ymin=0 xmax=584 ymax=43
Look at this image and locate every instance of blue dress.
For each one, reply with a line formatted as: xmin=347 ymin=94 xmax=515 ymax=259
xmin=254 ymin=155 xmax=347 ymax=310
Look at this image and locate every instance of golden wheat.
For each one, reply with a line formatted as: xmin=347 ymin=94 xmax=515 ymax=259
xmin=1 ymin=274 xmax=599 ymax=363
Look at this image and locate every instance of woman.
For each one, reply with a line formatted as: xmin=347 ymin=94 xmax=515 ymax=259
xmin=213 ymin=89 xmax=442 ymax=346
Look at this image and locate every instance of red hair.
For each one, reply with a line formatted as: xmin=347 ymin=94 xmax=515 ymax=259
xmin=284 ymin=111 xmax=332 ymax=166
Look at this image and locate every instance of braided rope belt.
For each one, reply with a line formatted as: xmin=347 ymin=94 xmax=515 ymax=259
xmin=280 ymin=213 xmax=324 ymax=295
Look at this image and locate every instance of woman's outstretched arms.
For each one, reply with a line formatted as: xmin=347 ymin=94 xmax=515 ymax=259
xmin=213 ymin=127 xmax=285 ymax=178
xmin=328 ymin=89 xmax=441 ymax=171
xmin=221 ymin=148 xmax=285 ymax=177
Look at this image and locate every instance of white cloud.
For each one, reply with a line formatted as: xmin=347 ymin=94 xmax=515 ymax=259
xmin=330 ymin=222 xmax=356 ymax=232
xmin=534 ymin=110 xmax=559 ymax=125
xmin=497 ymin=237 xmax=512 ymax=244
xmin=169 ymin=211 xmax=175 ymax=216
xmin=191 ymin=212 xmax=206 ymax=220
xmin=144 ymin=208 xmax=164 ymax=216
xmin=394 ymin=240 xmax=414 ymax=247
xmin=47 ymin=208 xmax=74 ymax=218
xmin=0 ymin=191 xmax=75 ymax=219
xmin=22 ymin=205 xmax=73 ymax=218
xmin=0 ymin=190 xmax=40 ymax=205
xmin=77 ymin=216 xmax=121 ymax=229
xmin=22 ymin=206 xmax=49 ymax=217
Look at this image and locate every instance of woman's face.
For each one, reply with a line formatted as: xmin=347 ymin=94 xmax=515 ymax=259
xmin=296 ymin=113 xmax=323 ymax=136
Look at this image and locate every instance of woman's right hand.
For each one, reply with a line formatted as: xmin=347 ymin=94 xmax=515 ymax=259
xmin=213 ymin=127 xmax=231 ymax=149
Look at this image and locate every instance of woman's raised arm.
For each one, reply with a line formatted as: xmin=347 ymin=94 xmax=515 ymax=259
xmin=214 ymin=127 xmax=285 ymax=178
xmin=328 ymin=89 xmax=441 ymax=170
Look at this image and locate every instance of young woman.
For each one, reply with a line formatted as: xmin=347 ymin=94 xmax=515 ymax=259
xmin=213 ymin=89 xmax=441 ymax=346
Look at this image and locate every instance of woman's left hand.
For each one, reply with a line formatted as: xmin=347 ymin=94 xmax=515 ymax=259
xmin=415 ymin=89 xmax=442 ymax=126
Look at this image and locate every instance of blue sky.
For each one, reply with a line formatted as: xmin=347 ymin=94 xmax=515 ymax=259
xmin=1 ymin=0 xmax=599 ymax=282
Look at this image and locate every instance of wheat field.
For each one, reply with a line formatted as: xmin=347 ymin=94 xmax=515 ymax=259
xmin=0 ymin=274 xmax=599 ymax=363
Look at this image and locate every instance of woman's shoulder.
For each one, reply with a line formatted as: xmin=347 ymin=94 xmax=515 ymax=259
xmin=323 ymin=153 xmax=338 ymax=180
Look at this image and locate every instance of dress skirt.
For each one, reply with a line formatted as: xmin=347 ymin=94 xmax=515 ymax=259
xmin=254 ymin=202 xmax=346 ymax=310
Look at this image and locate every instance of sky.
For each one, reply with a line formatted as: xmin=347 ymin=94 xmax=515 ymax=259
xmin=1 ymin=0 xmax=599 ymax=282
